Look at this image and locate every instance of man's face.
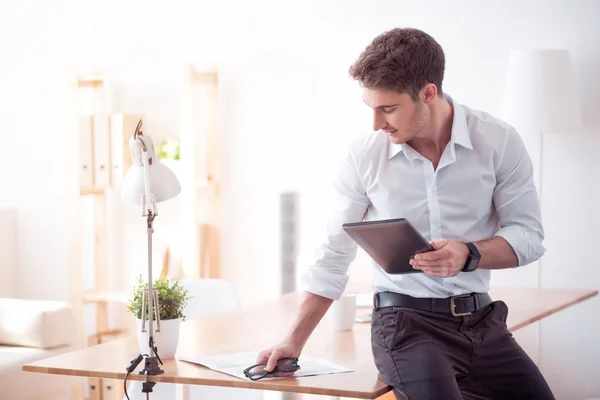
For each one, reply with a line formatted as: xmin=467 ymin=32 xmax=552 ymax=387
xmin=363 ymin=88 xmax=428 ymax=144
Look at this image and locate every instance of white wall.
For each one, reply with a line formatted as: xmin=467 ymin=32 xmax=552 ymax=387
xmin=537 ymin=132 xmax=600 ymax=399
xmin=1 ymin=0 xmax=599 ymax=398
xmin=0 ymin=1 xmax=80 ymax=301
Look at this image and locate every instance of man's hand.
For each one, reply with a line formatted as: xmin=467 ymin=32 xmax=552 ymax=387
xmin=409 ymin=239 xmax=470 ymax=278
xmin=255 ymin=292 xmax=331 ymax=376
xmin=256 ymin=342 xmax=300 ymax=376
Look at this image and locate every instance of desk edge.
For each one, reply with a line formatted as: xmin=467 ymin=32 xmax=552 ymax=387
xmin=508 ymin=289 xmax=598 ymax=332
xmin=23 ymin=364 xmax=391 ymax=399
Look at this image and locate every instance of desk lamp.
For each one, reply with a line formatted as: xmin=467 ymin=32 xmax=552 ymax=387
xmin=121 ymin=120 xmax=181 ymax=396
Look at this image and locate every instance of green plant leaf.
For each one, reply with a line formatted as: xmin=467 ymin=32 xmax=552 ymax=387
xmin=126 ymin=275 xmax=192 ymax=321
xmin=156 ymin=137 xmax=180 ymax=160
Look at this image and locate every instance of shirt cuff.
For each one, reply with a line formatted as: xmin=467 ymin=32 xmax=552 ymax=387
xmin=494 ymin=225 xmax=545 ymax=267
xmin=300 ymin=267 xmax=350 ymax=301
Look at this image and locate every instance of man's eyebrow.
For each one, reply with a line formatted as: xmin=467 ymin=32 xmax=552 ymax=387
xmin=363 ymin=100 xmax=400 ymax=109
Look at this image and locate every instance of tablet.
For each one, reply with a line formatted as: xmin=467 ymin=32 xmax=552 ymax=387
xmin=342 ymin=218 xmax=434 ymax=274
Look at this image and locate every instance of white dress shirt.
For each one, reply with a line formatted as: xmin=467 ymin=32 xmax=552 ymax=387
xmin=301 ymin=96 xmax=545 ymax=300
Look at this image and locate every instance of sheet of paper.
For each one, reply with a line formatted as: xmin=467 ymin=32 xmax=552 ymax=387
xmin=179 ymin=351 xmax=353 ymax=381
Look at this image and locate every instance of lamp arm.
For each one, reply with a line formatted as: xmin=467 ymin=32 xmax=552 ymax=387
xmin=140 ymin=147 xmax=157 ymax=216
xmin=133 ymin=120 xmax=164 ymax=382
xmin=132 ymin=120 xmax=157 ymax=217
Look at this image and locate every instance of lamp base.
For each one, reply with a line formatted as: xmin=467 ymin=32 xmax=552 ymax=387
xmin=141 ymin=381 xmax=157 ymax=395
xmin=140 ymin=355 xmax=164 ymax=395
xmin=139 ymin=356 xmax=164 ymax=376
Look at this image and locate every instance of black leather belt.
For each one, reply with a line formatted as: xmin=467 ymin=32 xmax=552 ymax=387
xmin=373 ymin=291 xmax=493 ymax=316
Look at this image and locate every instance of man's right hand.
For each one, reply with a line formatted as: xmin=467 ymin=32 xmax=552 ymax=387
xmin=255 ymin=293 xmax=334 ymax=377
xmin=256 ymin=342 xmax=300 ymax=376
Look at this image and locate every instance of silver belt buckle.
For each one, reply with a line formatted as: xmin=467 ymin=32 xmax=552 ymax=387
xmin=450 ymin=294 xmax=472 ymax=317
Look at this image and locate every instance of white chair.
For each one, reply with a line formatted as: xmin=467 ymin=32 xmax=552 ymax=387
xmin=125 ymin=278 xmax=263 ymax=400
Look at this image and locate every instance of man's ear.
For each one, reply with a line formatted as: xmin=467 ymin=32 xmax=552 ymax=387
xmin=422 ymin=83 xmax=437 ymax=104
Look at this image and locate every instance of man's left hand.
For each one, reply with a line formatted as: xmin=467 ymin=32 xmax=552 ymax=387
xmin=409 ymin=239 xmax=470 ymax=278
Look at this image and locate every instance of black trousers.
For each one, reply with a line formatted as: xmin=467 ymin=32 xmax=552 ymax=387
xmin=371 ymin=298 xmax=556 ymax=400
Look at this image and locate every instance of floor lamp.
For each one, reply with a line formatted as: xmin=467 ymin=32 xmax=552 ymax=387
xmin=502 ymin=48 xmax=583 ymax=288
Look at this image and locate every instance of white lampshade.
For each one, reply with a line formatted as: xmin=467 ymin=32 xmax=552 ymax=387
xmin=502 ymin=49 xmax=583 ymax=133
xmin=121 ymin=133 xmax=182 ymax=204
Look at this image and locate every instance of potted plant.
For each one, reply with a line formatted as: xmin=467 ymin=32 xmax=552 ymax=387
xmin=127 ymin=275 xmax=192 ymax=359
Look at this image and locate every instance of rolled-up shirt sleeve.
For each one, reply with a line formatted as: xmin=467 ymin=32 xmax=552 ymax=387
xmin=300 ymin=148 xmax=371 ymax=300
xmin=492 ymin=127 xmax=545 ymax=266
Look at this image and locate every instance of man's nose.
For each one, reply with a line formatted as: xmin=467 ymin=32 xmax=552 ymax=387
xmin=373 ymin=111 xmax=386 ymax=132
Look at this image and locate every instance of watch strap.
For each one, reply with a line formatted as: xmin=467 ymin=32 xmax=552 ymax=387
xmin=462 ymin=242 xmax=480 ymax=272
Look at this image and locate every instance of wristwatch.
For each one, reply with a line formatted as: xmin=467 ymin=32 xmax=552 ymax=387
xmin=461 ymin=242 xmax=481 ymax=272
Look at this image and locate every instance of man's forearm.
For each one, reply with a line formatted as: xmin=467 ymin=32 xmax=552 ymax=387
xmin=285 ymin=292 xmax=334 ymax=353
xmin=474 ymin=236 xmax=519 ymax=270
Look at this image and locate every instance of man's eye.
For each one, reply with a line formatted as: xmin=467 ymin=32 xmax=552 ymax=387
xmin=382 ymin=108 xmax=395 ymax=114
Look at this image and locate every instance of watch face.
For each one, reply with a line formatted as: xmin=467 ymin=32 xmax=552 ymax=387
xmin=463 ymin=255 xmax=479 ymax=272
xmin=469 ymin=257 xmax=480 ymax=271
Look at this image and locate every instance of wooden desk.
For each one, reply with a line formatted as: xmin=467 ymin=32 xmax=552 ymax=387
xmin=23 ymin=287 xmax=597 ymax=399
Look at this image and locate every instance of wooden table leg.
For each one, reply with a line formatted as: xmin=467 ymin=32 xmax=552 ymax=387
xmin=176 ymin=384 xmax=190 ymax=400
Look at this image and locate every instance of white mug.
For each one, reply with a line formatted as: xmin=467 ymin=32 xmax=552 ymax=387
xmin=331 ymin=294 xmax=357 ymax=331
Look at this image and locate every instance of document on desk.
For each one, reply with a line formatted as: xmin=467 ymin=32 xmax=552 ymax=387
xmin=180 ymin=351 xmax=353 ymax=381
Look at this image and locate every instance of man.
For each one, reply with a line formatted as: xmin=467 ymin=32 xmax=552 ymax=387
xmin=257 ymin=28 xmax=555 ymax=399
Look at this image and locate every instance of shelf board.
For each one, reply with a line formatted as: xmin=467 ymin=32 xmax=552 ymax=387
xmin=190 ymin=69 xmax=217 ymax=85
xmin=80 ymin=187 xmax=106 ymax=196
xmin=76 ymin=77 xmax=104 ymax=88
xmin=83 ymin=290 xmax=128 ymax=304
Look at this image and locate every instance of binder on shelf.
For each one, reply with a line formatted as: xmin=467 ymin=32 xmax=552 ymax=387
xmin=79 ymin=117 xmax=94 ymax=188
xmin=109 ymin=113 xmax=143 ymax=186
xmin=79 ymin=113 xmax=145 ymax=191
xmin=92 ymin=115 xmax=111 ymax=189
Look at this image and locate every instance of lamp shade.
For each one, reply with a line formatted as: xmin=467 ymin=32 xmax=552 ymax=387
xmin=121 ymin=133 xmax=182 ymax=204
xmin=502 ymin=49 xmax=583 ymax=133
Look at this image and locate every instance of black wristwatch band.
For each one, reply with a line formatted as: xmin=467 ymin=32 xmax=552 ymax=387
xmin=462 ymin=242 xmax=481 ymax=272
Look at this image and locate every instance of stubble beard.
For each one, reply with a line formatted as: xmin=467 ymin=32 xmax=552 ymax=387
xmin=390 ymin=101 xmax=428 ymax=145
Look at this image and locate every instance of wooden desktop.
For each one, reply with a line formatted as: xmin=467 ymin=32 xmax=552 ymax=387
xmin=23 ymin=287 xmax=598 ymax=399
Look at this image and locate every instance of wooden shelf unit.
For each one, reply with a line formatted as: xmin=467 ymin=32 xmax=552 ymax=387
xmin=76 ymin=75 xmax=138 ymax=400
xmin=190 ymin=67 xmax=221 ymax=280
xmin=73 ymin=68 xmax=221 ymax=398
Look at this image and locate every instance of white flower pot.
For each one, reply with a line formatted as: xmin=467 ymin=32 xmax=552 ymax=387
xmin=135 ymin=318 xmax=181 ymax=359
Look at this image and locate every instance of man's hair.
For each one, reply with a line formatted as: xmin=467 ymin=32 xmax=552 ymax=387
xmin=348 ymin=28 xmax=445 ymax=101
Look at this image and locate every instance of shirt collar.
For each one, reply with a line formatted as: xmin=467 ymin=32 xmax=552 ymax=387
xmin=388 ymin=94 xmax=472 ymax=160
xmin=449 ymin=95 xmax=473 ymax=151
